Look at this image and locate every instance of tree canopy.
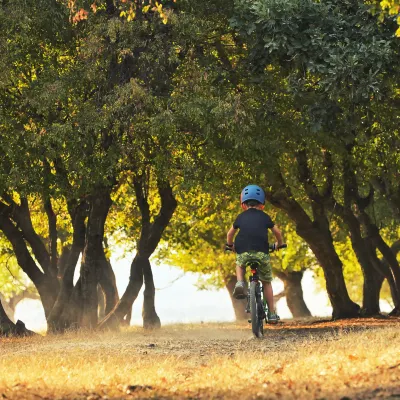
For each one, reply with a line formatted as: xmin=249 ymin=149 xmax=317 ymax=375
xmin=1 ymin=0 xmax=400 ymax=335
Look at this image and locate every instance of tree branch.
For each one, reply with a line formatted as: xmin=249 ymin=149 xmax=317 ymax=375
xmin=11 ymin=198 xmax=51 ymax=275
xmin=44 ymin=199 xmax=58 ymax=274
xmin=296 ymin=149 xmax=322 ymax=203
xmin=133 ymin=174 xmax=151 ymax=228
xmin=0 ymin=206 xmax=44 ymax=286
xmin=321 ymin=150 xmax=333 ymax=199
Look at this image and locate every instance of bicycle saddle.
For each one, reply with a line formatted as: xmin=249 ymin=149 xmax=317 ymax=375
xmin=246 ymin=260 xmax=261 ymax=268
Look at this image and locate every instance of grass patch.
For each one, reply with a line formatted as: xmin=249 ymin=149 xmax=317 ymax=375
xmin=0 ymin=319 xmax=399 ymax=399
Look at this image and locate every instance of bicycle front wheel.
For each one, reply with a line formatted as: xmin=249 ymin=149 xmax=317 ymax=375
xmin=250 ymin=281 xmax=263 ymax=338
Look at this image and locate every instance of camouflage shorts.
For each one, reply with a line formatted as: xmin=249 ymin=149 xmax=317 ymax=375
xmin=236 ymin=251 xmax=273 ymax=283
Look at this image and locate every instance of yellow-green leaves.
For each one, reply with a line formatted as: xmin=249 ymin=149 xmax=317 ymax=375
xmin=376 ymin=0 xmax=400 ymax=35
xmin=119 ymin=1 xmax=170 ymax=24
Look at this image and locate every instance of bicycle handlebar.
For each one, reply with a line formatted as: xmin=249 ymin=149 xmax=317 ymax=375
xmin=269 ymin=243 xmax=287 ymax=252
xmin=225 ymin=243 xmax=287 ymax=252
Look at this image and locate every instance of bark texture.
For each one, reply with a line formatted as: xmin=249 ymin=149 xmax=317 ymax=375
xmin=47 ymin=201 xmax=87 ymax=332
xmin=99 ymin=177 xmax=177 ymax=330
xmin=266 ymin=165 xmax=360 ymax=319
xmin=142 ymin=259 xmax=161 ymax=329
xmin=274 ymin=270 xmax=312 ymax=318
xmin=80 ymin=191 xmax=113 ymax=328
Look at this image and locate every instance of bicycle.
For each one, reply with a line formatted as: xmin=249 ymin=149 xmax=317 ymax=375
xmin=226 ymin=243 xmax=287 ymax=338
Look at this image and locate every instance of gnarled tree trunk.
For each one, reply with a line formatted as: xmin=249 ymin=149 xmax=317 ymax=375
xmin=329 ymin=197 xmax=384 ymax=316
xmin=274 ymin=270 xmax=312 ymax=318
xmin=80 ymin=190 xmax=113 ymax=329
xmin=341 ymin=167 xmax=400 ymax=315
xmin=142 ymin=259 xmax=161 ymax=329
xmin=293 ymin=218 xmax=360 ymax=319
xmin=98 ymin=253 xmax=145 ymax=330
xmin=99 ymin=176 xmax=177 ymax=330
xmin=0 ymin=205 xmax=58 ymax=317
xmin=47 ymin=201 xmax=87 ymax=332
xmin=266 ymin=162 xmax=360 ymax=319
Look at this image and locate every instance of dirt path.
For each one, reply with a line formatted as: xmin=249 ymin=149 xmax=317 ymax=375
xmin=1 ymin=318 xmax=399 ymax=400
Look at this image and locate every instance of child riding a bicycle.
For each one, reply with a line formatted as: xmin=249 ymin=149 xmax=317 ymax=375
xmin=226 ymin=185 xmax=284 ymax=323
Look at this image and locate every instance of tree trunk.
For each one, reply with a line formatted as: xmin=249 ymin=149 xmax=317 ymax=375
xmin=47 ymin=201 xmax=87 ymax=332
xmin=332 ymin=202 xmax=384 ymax=316
xmin=224 ymin=275 xmax=248 ymax=320
xmin=98 ymin=254 xmax=145 ymax=330
xmin=266 ymin=168 xmax=360 ymax=320
xmin=360 ymin=261 xmax=384 ymax=317
xmin=0 ymin=294 xmax=15 ymax=323
xmin=295 ymin=221 xmax=360 ymax=319
xmin=98 ymin=177 xmax=177 ymax=330
xmin=362 ymin=215 xmax=400 ymax=309
xmin=343 ymin=167 xmax=400 ymax=314
xmin=0 ymin=297 xmax=35 ymax=336
xmin=79 ymin=191 xmax=112 ymax=329
xmin=387 ymin=241 xmax=400 ymax=316
xmin=142 ymin=259 xmax=161 ymax=329
xmin=98 ymin=257 xmax=119 ymax=315
xmin=121 ymin=307 xmax=132 ymax=326
xmin=60 ymin=277 xmax=83 ymax=330
xmin=274 ymin=271 xmax=311 ymax=318
xmin=98 ymin=285 xmax=106 ymax=320
xmin=0 ymin=209 xmax=58 ymax=317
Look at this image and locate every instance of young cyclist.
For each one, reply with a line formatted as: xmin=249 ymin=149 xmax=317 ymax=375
xmin=225 ymin=184 xmax=284 ymax=323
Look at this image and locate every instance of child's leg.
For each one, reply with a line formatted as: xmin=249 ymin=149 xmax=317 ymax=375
xmin=233 ymin=254 xmax=247 ymax=299
xmin=236 ymin=264 xmax=245 ymax=282
xmin=262 ymin=281 xmax=274 ymax=312
xmin=233 ymin=265 xmax=246 ymax=298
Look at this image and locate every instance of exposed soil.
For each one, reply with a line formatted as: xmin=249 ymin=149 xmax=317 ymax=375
xmin=1 ymin=317 xmax=399 ymax=400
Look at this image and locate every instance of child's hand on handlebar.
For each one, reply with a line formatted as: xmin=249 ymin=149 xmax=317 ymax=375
xmin=270 ymin=243 xmax=287 ymax=252
xmin=225 ymin=243 xmax=235 ymax=252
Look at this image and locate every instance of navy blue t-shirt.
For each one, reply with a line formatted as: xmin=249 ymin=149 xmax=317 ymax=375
xmin=233 ymin=208 xmax=274 ymax=254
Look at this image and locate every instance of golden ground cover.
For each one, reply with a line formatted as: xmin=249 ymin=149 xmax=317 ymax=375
xmin=0 ymin=318 xmax=399 ymax=399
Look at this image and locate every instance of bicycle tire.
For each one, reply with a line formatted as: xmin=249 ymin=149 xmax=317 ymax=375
xmin=250 ymin=281 xmax=263 ymax=338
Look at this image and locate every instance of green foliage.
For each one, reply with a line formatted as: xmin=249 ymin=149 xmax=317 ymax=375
xmin=0 ymin=237 xmax=32 ymax=299
xmin=371 ymin=0 xmax=400 ymax=36
xmin=231 ymin=0 xmax=397 ymax=102
xmin=1 ymin=0 xmax=400 ymax=315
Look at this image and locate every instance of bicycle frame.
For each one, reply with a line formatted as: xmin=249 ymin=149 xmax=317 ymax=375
xmin=250 ymin=264 xmax=269 ymax=311
xmin=246 ymin=262 xmax=266 ymax=329
xmin=225 ymin=243 xmax=287 ymax=337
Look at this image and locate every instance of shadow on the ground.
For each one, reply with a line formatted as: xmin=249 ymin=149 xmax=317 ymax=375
xmin=261 ymin=316 xmax=400 ymax=339
xmin=4 ymin=381 xmax=400 ymax=400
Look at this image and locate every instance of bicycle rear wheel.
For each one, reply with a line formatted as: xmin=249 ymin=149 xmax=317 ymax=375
xmin=249 ymin=281 xmax=263 ymax=338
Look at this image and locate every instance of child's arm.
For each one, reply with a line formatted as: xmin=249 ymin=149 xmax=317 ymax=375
xmin=226 ymin=226 xmax=237 ymax=246
xmin=271 ymin=225 xmax=284 ymax=247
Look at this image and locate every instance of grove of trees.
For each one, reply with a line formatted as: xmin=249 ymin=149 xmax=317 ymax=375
xmin=1 ymin=0 xmax=400 ymax=335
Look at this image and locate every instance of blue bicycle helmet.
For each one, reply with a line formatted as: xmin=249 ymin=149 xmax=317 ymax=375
xmin=240 ymin=185 xmax=265 ymax=205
